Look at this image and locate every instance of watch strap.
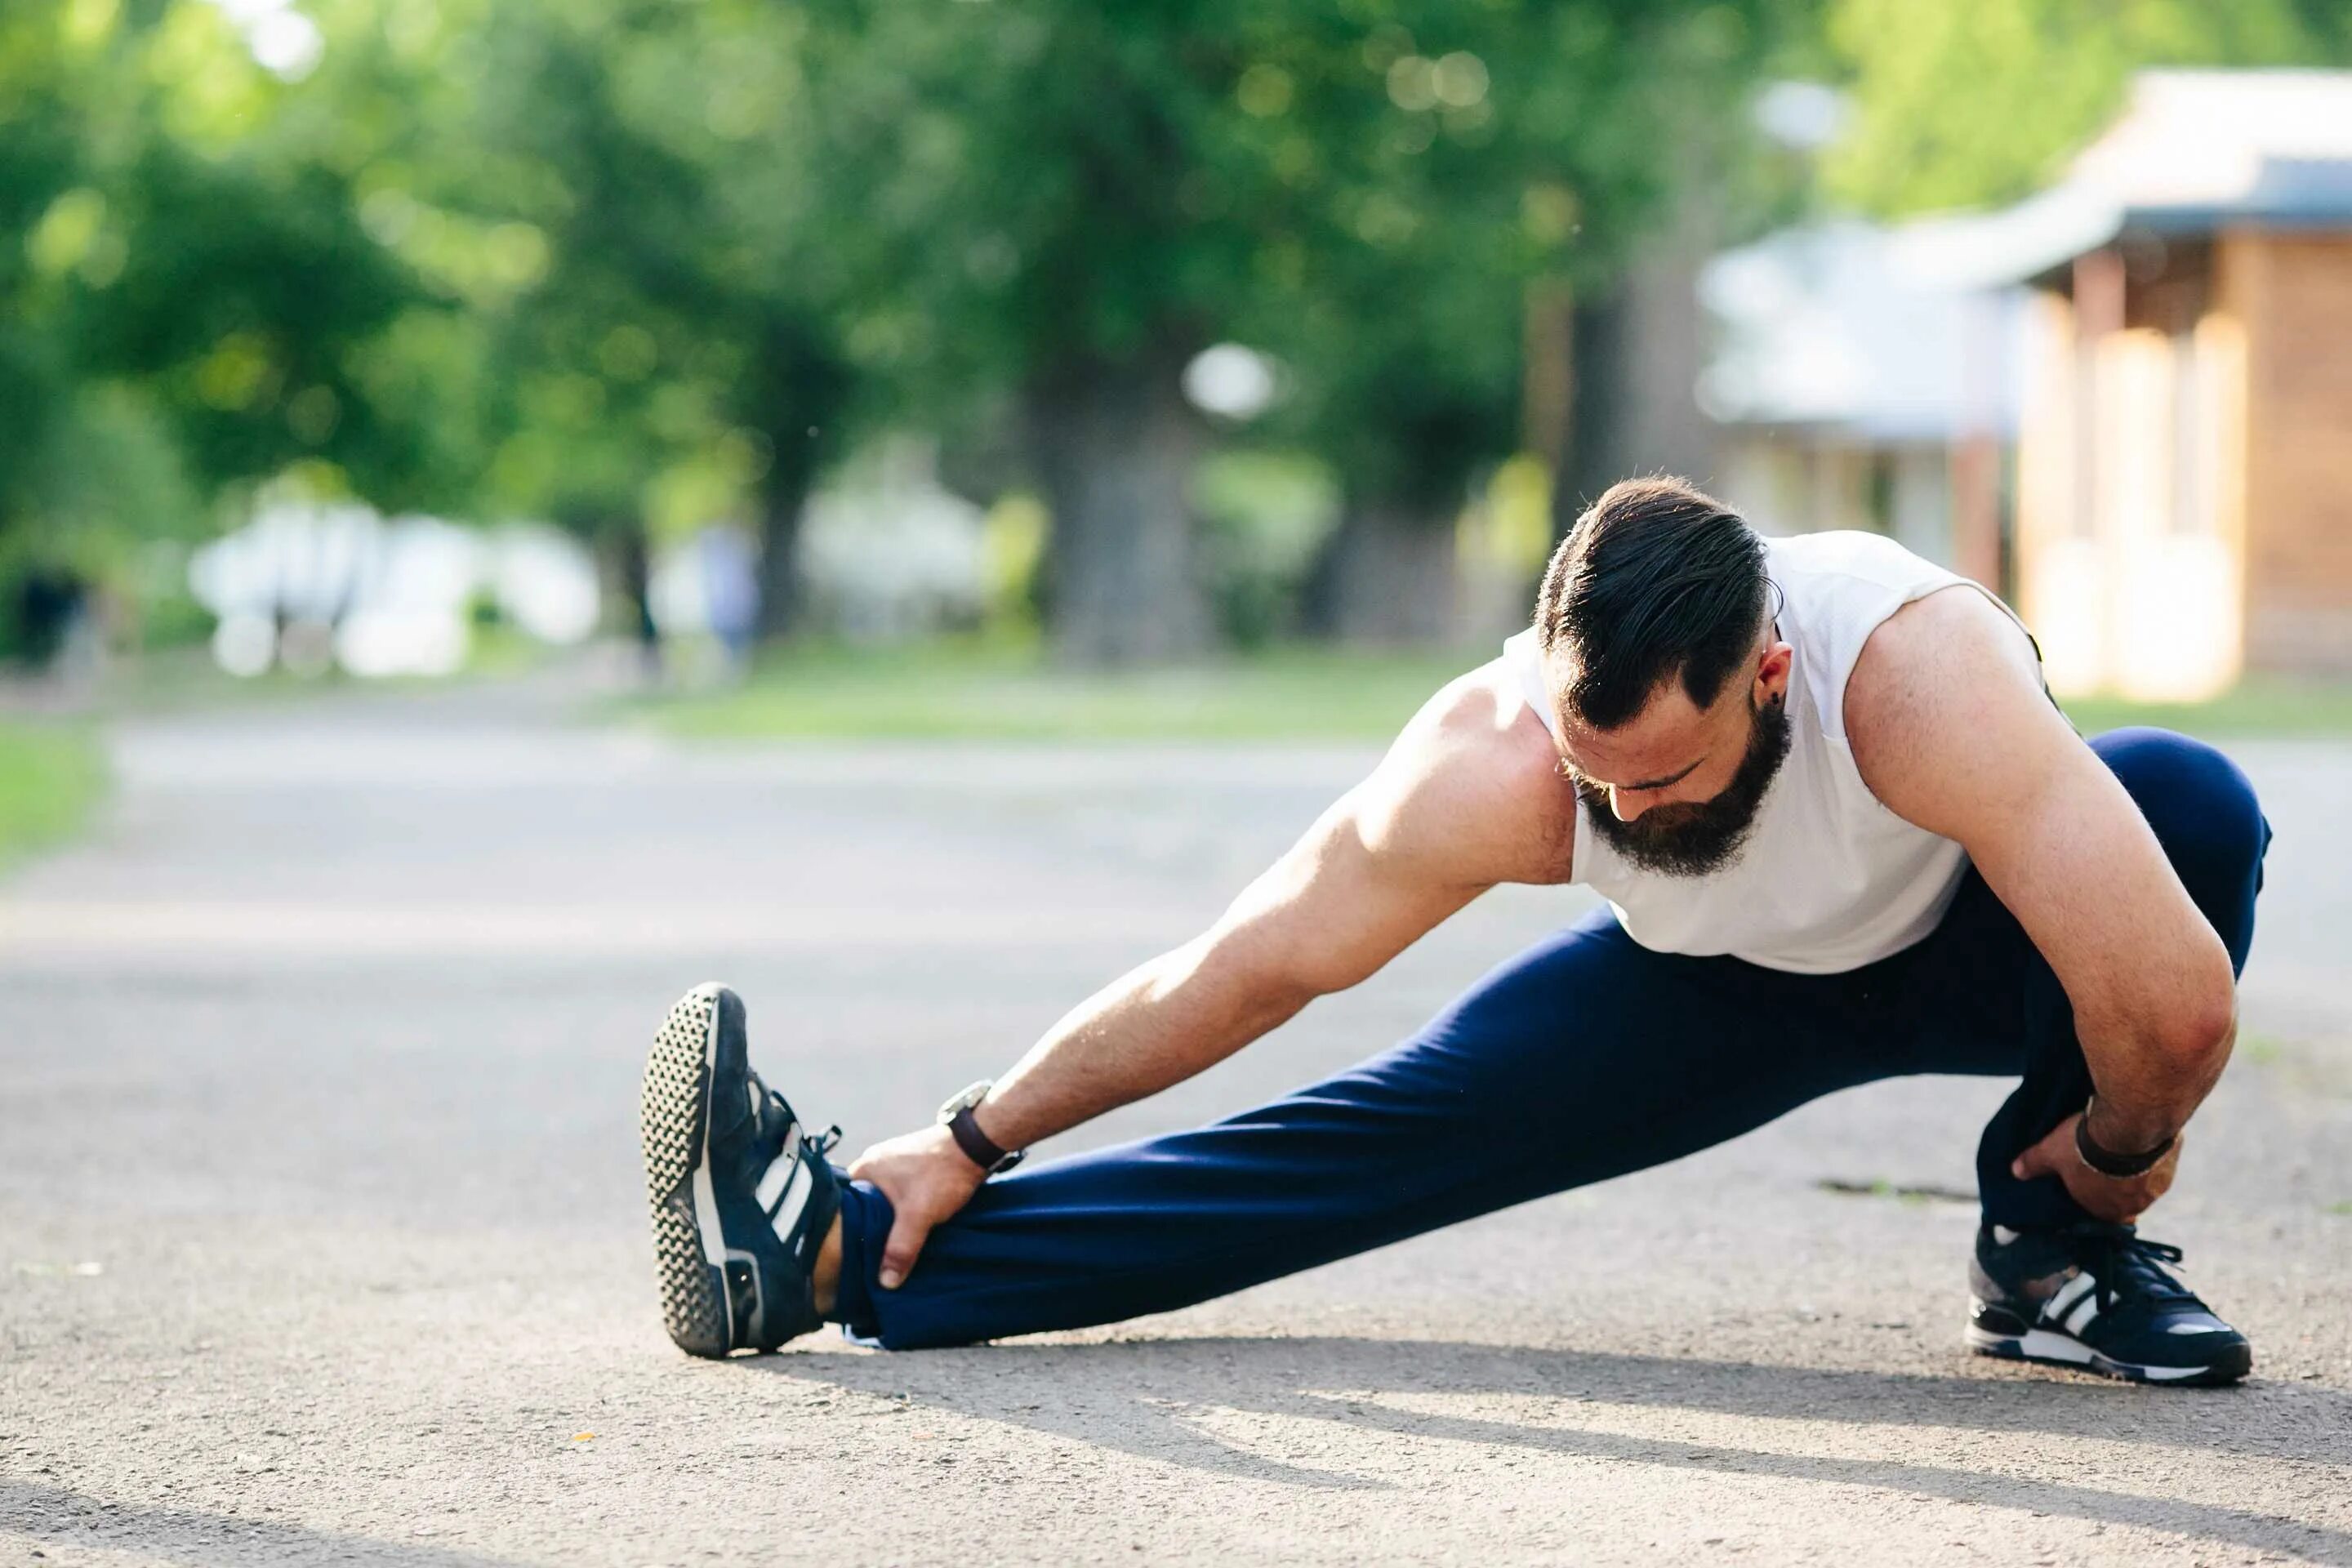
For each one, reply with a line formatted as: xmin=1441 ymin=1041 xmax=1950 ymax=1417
xmin=2074 ymin=1109 xmax=2175 ymax=1178
xmin=947 ymin=1102 xmax=1022 ymax=1174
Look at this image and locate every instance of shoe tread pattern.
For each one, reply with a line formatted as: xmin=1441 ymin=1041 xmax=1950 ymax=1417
xmin=641 ymin=985 xmax=730 ymax=1356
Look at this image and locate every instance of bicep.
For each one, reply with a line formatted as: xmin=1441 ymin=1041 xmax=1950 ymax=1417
xmin=1968 ymin=734 xmax=2225 ymax=1030
xmin=1203 ymin=784 xmax=1490 ymax=1000
xmin=1850 ymin=595 xmax=2230 ymax=1034
xmin=1197 ymin=687 xmax=1557 ymax=1000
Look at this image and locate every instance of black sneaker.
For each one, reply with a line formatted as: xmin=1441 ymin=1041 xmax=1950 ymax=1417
xmin=1967 ymin=1222 xmax=2252 ymax=1386
xmin=639 ymin=983 xmax=841 ymax=1357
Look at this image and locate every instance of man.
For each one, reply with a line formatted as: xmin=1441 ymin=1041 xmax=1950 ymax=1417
xmin=639 ymin=477 xmax=2270 ymax=1384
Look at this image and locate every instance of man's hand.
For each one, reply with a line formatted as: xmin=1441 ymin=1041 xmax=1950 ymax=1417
xmin=846 ymin=1124 xmax=988 ymax=1290
xmin=2010 ymin=1112 xmax=2182 ymax=1224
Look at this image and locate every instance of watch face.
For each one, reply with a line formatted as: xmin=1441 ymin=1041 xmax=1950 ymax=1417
xmin=938 ymin=1080 xmax=991 ymax=1123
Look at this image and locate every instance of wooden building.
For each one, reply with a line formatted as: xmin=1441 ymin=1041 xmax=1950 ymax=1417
xmin=1988 ymin=72 xmax=2352 ymax=699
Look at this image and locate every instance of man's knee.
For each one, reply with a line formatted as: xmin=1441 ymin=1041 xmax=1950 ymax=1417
xmin=2090 ymin=726 xmax=2270 ymax=918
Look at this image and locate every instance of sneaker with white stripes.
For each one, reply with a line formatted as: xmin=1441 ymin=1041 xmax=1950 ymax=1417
xmin=640 ymin=983 xmax=841 ymax=1357
xmin=1967 ymin=1221 xmax=2251 ymax=1385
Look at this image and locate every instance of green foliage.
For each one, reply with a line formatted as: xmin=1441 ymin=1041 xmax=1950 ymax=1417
xmin=808 ymin=0 xmax=1796 ymax=488
xmin=2 ymin=0 xmax=1815 ymax=662
xmin=0 ymin=0 xmax=463 ymax=653
xmin=1194 ymin=450 xmax=1343 ymax=647
xmin=0 ymin=719 xmax=105 ymax=868
xmin=346 ymin=0 xmax=862 ymax=630
xmin=1826 ymin=0 xmax=2352 ymax=214
xmin=1241 ymin=3 xmax=1793 ymax=514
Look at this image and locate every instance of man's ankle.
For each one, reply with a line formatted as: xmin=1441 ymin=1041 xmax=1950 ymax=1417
xmin=813 ymin=1214 xmax=844 ymax=1317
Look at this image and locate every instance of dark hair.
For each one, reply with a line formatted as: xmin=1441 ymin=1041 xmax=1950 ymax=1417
xmin=1534 ymin=476 xmax=1768 ymax=730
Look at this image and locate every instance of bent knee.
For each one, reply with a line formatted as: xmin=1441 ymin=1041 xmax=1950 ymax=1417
xmin=2091 ymin=726 xmax=2269 ymax=898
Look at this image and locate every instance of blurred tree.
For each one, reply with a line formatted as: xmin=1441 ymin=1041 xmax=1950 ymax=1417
xmin=47 ymin=1 xmax=477 ymax=513
xmin=800 ymin=3 xmax=1229 ymax=663
xmin=1239 ymin=5 xmax=1792 ymax=644
xmin=9 ymin=0 xmax=858 ymax=662
xmin=0 ymin=2 xmax=87 ymax=653
xmin=385 ymin=0 xmax=858 ymax=644
xmin=803 ymin=0 xmax=1797 ymax=662
xmin=1827 ymin=0 xmax=2352 ymax=214
xmin=0 ymin=0 xmax=217 ymax=658
xmin=0 ymin=0 xmax=497 ymax=660
xmin=5 ymin=0 xmax=1804 ymax=670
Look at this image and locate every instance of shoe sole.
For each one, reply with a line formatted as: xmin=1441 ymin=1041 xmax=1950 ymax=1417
xmin=641 ymin=983 xmax=733 ymax=1357
xmin=1965 ymin=1324 xmax=2252 ymax=1387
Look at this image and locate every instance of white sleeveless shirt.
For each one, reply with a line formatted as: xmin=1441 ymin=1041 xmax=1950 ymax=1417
xmin=1504 ymin=529 xmax=2038 ymax=975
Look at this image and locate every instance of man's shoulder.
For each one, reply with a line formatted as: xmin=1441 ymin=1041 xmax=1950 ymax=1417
xmin=1362 ymin=660 xmax=1576 ymax=884
xmin=1406 ymin=658 xmax=1566 ymax=784
xmin=1846 ymin=585 xmax=2047 ymax=795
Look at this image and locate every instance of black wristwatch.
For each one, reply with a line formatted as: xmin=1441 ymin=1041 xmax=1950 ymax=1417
xmin=2074 ymin=1102 xmax=2176 ymax=1178
xmin=938 ymin=1080 xmax=1024 ymax=1176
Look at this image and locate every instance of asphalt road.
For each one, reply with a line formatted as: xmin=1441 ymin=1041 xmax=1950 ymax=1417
xmin=3 ymin=678 xmax=2349 ymax=1566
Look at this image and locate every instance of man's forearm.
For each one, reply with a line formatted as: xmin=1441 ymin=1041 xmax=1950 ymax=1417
xmin=973 ymin=935 xmax=1314 ymax=1152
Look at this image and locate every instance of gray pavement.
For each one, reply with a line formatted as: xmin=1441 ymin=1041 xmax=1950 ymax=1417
xmin=3 ymin=679 xmax=2350 ymax=1566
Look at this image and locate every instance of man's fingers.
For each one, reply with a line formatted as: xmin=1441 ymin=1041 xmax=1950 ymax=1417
xmin=2010 ymin=1114 xmax=2081 ymax=1182
xmin=878 ymin=1209 xmax=932 ymax=1290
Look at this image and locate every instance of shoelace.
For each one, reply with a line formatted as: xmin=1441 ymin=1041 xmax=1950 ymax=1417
xmin=748 ymin=1073 xmax=841 ymax=1163
xmin=2064 ymin=1223 xmax=2198 ymax=1313
xmin=767 ymin=1089 xmax=841 ymax=1160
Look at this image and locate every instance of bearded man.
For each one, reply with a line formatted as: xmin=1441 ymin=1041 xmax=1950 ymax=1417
xmin=638 ymin=476 xmax=2268 ymax=1385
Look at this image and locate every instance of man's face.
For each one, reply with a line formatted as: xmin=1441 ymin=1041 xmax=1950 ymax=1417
xmin=1550 ymin=647 xmax=1794 ymax=878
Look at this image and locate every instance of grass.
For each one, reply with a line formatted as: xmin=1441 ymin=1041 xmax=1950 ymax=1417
xmin=2060 ymin=678 xmax=2352 ymax=742
xmin=647 ymin=639 xmax=1480 ymax=742
xmin=0 ymin=719 xmax=105 ymax=869
xmin=643 ymin=639 xmax=2352 ymax=745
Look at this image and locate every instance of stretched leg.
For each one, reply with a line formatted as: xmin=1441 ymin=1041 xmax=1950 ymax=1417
xmin=1967 ymin=728 xmax=2270 ymax=1227
xmin=831 ymin=910 xmax=1913 ymax=1349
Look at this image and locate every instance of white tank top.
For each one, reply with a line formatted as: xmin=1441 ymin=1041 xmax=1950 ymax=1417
xmin=1504 ymin=530 xmax=2038 ymax=975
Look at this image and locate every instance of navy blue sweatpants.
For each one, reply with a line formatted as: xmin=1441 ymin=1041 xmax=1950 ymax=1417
xmin=831 ymin=729 xmax=2270 ymax=1351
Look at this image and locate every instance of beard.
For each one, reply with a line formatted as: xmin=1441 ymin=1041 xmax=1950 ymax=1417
xmin=1576 ymin=693 xmax=1793 ymax=878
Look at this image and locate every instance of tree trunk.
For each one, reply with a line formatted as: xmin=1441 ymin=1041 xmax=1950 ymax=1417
xmin=1303 ymin=500 xmax=1459 ymax=647
xmin=594 ymin=522 xmax=661 ymax=678
xmin=753 ymin=464 xmax=816 ymax=642
xmin=743 ymin=314 xmax=849 ymax=644
xmin=1552 ymin=186 xmax=1722 ymax=537
xmin=1024 ymin=351 xmax=1209 ymax=666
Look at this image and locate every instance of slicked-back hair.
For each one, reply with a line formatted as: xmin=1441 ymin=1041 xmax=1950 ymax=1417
xmin=1535 ymin=477 xmax=1769 ymax=731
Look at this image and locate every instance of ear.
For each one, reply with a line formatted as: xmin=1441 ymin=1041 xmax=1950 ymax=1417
xmin=1753 ymin=639 xmax=1794 ymax=707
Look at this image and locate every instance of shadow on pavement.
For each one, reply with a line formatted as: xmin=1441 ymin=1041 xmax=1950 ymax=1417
xmin=0 ymin=1478 xmax=524 ymax=1568
xmin=755 ymin=1335 xmax=2352 ymax=1562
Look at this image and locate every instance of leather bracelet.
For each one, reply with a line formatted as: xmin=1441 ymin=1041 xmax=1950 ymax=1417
xmin=2074 ymin=1107 xmax=2175 ymax=1178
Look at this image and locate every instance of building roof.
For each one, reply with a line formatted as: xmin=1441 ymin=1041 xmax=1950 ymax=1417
xmin=1699 ymin=217 xmax=2025 ymax=441
xmin=1933 ymin=69 xmax=2352 ymax=287
xmin=1698 ymin=69 xmax=2352 ymax=439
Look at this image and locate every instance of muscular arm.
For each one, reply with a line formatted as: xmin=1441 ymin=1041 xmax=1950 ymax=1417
xmin=1846 ymin=589 xmax=2238 ymax=1164
xmin=981 ymin=671 xmax=1572 ymax=1147
xmin=846 ymin=666 xmax=1575 ymax=1286
xmin=973 ymin=799 xmax=1481 ymax=1150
